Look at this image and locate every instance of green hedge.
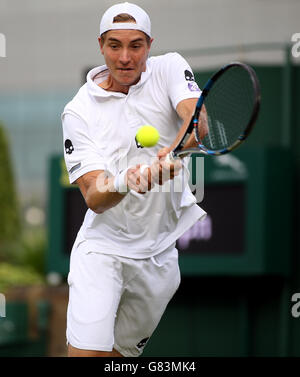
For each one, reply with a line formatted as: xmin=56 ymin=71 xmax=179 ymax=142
xmin=0 ymin=262 xmax=44 ymax=293
xmin=0 ymin=123 xmax=21 ymax=260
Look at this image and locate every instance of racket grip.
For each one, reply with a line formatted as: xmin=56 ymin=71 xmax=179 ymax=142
xmin=165 ymin=152 xmax=176 ymax=163
xmin=140 ymin=164 xmax=150 ymax=174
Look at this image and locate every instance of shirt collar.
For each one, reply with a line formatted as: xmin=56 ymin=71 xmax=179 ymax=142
xmin=86 ymin=59 xmax=152 ymax=98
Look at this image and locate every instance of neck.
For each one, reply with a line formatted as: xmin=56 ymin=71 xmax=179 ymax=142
xmin=98 ymin=74 xmax=133 ymax=94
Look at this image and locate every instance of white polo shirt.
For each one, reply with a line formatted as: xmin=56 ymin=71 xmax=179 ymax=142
xmin=62 ymin=52 xmax=206 ymax=258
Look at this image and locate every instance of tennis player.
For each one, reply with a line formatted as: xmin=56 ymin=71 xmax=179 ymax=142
xmin=62 ymin=2 xmax=207 ymax=357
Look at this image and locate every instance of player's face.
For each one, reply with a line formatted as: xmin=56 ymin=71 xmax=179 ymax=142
xmin=99 ymin=30 xmax=153 ymax=93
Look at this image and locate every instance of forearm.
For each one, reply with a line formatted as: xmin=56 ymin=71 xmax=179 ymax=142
xmin=83 ymin=172 xmax=127 ymax=214
xmin=183 ymin=106 xmax=208 ymax=149
xmin=182 ymin=128 xmax=198 ymax=150
xmin=175 ymin=100 xmax=208 ymax=152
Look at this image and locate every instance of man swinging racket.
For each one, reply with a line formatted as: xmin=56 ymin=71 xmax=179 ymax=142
xmin=62 ymin=2 xmax=207 ymax=357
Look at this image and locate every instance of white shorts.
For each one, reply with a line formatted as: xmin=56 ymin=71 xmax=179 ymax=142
xmin=66 ymin=240 xmax=181 ymax=357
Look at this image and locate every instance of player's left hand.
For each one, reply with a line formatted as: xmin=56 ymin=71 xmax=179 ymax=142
xmin=126 ymin=164 xmax=154 ymax=194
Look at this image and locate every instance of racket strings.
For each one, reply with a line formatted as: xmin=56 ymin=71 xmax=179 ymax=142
xmin=197 ymin=66 xmax=256 ymax=152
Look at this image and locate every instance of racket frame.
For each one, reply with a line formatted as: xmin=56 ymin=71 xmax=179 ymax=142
xmin=171 ymin=62 xmax=261 ymax=159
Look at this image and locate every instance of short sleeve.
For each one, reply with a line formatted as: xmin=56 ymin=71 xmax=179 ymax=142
xmin=62 ymin=113 xmax=108 ymax=184
xmin=166 ymin=53 xmax=201 ymax=110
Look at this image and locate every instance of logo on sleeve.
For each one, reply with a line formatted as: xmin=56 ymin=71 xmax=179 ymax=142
xmin=188 ymin=82 xmax=200 ymax=92
xmin=184 ymin=70 xmax=195 ymax=81
xmin=64 ymin=139 xmax=74 ymax=154
xmin=69 ymin=162 xmax=81 ymax=174
xmin=136 ymin=337 xmax=149 ymax=349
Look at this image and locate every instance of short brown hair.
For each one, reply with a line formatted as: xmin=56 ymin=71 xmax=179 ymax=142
xmin=113 ymin=13 xmax=136 ymax=23
xmin=100 ymin=13 xmax=151 ymax=45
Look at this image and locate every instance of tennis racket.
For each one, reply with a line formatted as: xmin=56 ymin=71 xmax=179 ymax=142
xmin=166 ymin=62 xmax=261 ymax=162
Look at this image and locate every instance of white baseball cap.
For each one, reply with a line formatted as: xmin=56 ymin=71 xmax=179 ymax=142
xmin=99 ymin=2 xmax=151 ymax=37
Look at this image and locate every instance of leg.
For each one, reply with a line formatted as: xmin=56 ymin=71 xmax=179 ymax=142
xmin=114 ymin=246 xmax=181 ymax=357
xmin=66 ymin=248 xmax=123 ymax=356
xmin=68 ymin=344 xmax=123 ymax=357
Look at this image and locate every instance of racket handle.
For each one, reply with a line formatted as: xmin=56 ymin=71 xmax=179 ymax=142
xmin=165 ymin=152 xmax=176 ymax=163
xmin=140 ymin=164 xmax=149 ymax=174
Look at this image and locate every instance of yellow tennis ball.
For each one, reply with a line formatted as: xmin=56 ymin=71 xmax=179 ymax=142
xmin=136 ymin=125 xmax=160 ymax=147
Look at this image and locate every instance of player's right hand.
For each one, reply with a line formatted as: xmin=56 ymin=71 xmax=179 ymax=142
xmin=153 ymin=148 xmax=182 ymax=185
xmin=126 ymin=164 xmax=154 ymax=194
